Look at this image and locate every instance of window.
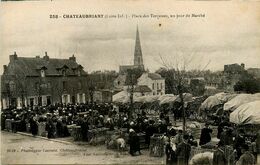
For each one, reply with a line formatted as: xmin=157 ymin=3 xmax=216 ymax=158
xmin=62 ymin=94 xmax=69 ymax=104
xmin=157 ymin=83 xmax=159 ymax=89
xmin=78 ymin=82 xmax=82 ymax=90
xmin=152 ymin=83 xmax=154 ymax=90
xmin=47 ymin=82 xmax=51 ymax=89
xmin=38 ymin=97 xmax=42 ymax=106
xmin=35 ymin=82 xmax=39 ymax=90
xmin=78 ymin=93 xmax=83 ymax=103
xmin=62 ymin=70 xmax=66 ymax=76
xmin=9 ymin=81 xmax=16 ymax=92
xmin=161 ymin=83 xmax=163 ymax=89
xmin=41 ymin=70 xmax=45 ymax=77
xmin=47 ymin=96 xmax=51 ymax=105
xmin=62 ymin=81 xmax=67 ymax=91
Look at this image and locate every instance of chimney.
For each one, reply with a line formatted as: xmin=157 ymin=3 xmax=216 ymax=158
xmin=9 ymin=52 xmax=18 ymax=62
xmin=43 ymin=51 xmax=49 ymax=60
xmin=3 ymin=65 xmax=7 ymax=73
xmin=241 ymin=63 xmax=245 ymax=69
xmin=69 ymin=54 xmax=76 ymax=62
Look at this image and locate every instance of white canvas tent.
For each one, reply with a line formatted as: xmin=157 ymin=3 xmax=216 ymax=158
xmin=224 ymin=93 xmax=260 ymax=111
xmin=200 ymin=92 xmax=237 ymax=111
xmin=159 ymin=95 xmax=177 ymax=105
xmin=230 ymin=100 xmax=260 ymax=125
xmin=175 ymin=93 xmax=193 ymax=103
xmin=134 ymin=95 xmax=159 ymax=103
xmin=158 ymin=94 xmax=175 ymax=102
xmin=158 ymin=93 xmax=193 ymax=105
xmin=112 ymin=91 xmax=129 ymax=103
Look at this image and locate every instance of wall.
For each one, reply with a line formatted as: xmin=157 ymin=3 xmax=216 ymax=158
xmin=137 ymin=73 xmax=165 ymax=95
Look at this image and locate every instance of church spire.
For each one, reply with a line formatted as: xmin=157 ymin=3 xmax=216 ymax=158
xmin=134 ymin=26 xmax=144 ymax=70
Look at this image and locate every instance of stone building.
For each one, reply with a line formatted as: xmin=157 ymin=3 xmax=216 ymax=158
xmin=137 ymin=72 xmax=165 ymax=96
xmin=1 ymin=52 xmax=88 ymax=109
xmin=222 ymin=63 xmax=246 ymax=91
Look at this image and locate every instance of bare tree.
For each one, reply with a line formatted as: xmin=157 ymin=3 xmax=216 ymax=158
xmin=159 ymin=49 xmax=210 ymax=132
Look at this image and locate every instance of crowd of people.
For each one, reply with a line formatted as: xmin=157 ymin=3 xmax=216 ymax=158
xmin=1 ymin=102 xmax=259 ymax=165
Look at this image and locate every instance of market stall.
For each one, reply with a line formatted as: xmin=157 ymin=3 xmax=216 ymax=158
xmin=224 ymin=93 xmax=260 ymax=112
xmin=230 ymin=100 xmax=260 ymax=125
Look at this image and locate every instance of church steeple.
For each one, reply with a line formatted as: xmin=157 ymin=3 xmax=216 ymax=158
xmin=134 ymin=26 xmax=144 ymax=70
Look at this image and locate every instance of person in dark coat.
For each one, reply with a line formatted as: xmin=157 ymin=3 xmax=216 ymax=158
xmin=61 ymin=116 xmax=70 ymax=137
xmin=46 ymin=115 xmax=55 ymax=139
xmin=234 ymin=129 xmax=246 ymax=160
xmin=219 ymin=126 xmax=233 ymax=146
xmin=145 ymin=120 xmax=157 ymax=147
xmin=56 ymin=118 xmax=63 ymax=137
xmin=175 ymin=134 xmax=191 ymax=165
xmin=128 ymin=129 xmax=141 ymax=156
xmin=213 ymin=142 xmax=227 ymax=165
xmin=30 ymin=116 xmax=38 ymax=136
xmin=157 ymin=120 xmax=167 ymax=134
xmin=217 ymin=118 xmax=230 ymax=139
xmin=81 ymin=116 xmax=89 ymax=142
xmin=1 ymin=113 xmax=6 ymax=130
xmin=199 ymin=123 xmax=213 ymax=146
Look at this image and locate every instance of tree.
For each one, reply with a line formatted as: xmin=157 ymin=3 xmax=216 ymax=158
xmin=125 ymin=68 xmax=144 ymax=119
xmin=234 ymin=72 xmax=260 ymax=93
xmin=159 ymin=50 xmax=210 ymax=132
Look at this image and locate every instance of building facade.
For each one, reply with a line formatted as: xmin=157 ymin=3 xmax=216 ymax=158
xmin=93 ymin=89 xmax=113 ymax=103
xmin=1 ymin=52 xmax=88 ymax=109
xmin=137 ymin=72 xmax=165 ymax=96
xmin=222 ymin=63 xmax=246 ymax=91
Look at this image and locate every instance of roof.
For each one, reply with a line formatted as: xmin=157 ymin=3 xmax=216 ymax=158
xmin=4 ymin=55 xmax=87 ymax=77
xmin=134 ymin=85 xmax=152 ymax=93
xmin=148 ymin=73 xmax=164 ymax=80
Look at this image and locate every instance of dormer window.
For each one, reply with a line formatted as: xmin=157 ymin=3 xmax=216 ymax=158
xmin=77 ymin=70 xmax=81 ymax=76
xmin=38 ymin=66 xmax=47 ymax=77
xmin=62 ymin=69 xmax=66 ymax=76
xmin=41 ymin=70 xmax=45 ymax=77
xmin=59 ymin=65 xmax=69 ymax=76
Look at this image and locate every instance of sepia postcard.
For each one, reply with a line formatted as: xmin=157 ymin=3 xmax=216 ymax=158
xmin=1 ymin=0 xmax=260 ymax=165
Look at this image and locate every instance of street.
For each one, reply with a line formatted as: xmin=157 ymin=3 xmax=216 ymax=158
xmin=1 ymin=131 xmax=165 ymax=164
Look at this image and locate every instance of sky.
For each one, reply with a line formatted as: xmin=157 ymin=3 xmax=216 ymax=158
xmin=0 ymin=0 xmax=260 ymax=74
